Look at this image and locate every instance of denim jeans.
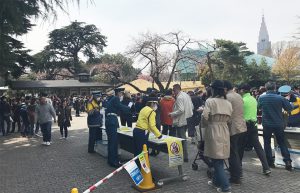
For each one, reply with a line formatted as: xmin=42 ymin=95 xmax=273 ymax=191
xmin=212 ymin=159 xmax=230 ymax=192
xmin=40 ymin=121 xmax=52 ymax=142
xmin=263 ymin=126 xmax=291 ymax=164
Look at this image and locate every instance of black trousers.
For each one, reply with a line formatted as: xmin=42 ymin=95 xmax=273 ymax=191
xmin=88 ymin=127 xmax=102 ymax=153
xmin=162 ymin=125 xmax=176 ymax=136
xmin=60 ymin=122 xmax=68 ymax=138
xmin=120 ymin=115 xmax=133 ymax=128
xmin=1 ymin=116 xmax=11 ymax=135
xmin=241 ymin=122 xmax=270 ymax=171
xmin=229 ymin=132 xmax=246 ymax=181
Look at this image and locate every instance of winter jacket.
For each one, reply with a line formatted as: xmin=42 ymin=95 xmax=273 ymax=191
xmin=226 ymin=90 xmax=247 ymax=136
xmin=136 ymin=106 xmax=162 ymax=138
xmin=170 ymin=91 xmax=194 ymax=127
xmin=160 ymin=95 xmax=175 ymax=126
xmin=57 ymin=106 xmax=72 ymax=127
xmin=202 ymin=97 xmax=232 ymax=159
xmin=35 ymin=103 xmax=56 ymax=124
xmin=27 ymin=104 xmax=36 ymax=124
xmin=86 ymin=99 xmax=103 ymax=128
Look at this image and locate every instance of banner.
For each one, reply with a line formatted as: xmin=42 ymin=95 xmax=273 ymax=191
xmin=124 ymin=161 xmax=143 ymax=185
xmin=138 ymin=153 xmax=150 ymax=173
xmin=164 ymin=137 xmax=184 ymax=167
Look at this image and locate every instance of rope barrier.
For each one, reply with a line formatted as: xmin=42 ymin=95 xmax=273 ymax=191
xmin=82 ymin=151 xmax=146 ymax=193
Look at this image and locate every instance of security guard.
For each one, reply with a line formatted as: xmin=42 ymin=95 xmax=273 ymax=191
xmin=105 ymin=88 xmax=130 ymax=168
xmin=133 ymin=101 xmax=163 ymax=157
xmin=86 ymin=91 xmax=103 ymax=153
xmin=279 ymin=85 xmax=300 ymax=127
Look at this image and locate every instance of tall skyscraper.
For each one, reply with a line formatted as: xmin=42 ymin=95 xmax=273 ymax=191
xmin=257 ymin=15 xmax=272 ymax=56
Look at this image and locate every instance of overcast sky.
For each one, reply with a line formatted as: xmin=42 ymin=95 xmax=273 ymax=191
xmin=21 ymin=0 xmax=300 ymax=55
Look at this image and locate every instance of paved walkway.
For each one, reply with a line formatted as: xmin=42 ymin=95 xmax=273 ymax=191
xmin=0 ymin=113 xmax=299 ymax=193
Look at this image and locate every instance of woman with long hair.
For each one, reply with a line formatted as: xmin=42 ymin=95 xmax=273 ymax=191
xmin=201 ymin=80 xmax=233 ymax=193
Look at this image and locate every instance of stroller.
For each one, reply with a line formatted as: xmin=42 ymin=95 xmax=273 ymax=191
xmin=191 ymin=125 xmax=214 ymax=178
xmin=192 ymin=124 xmax=230 ymax=179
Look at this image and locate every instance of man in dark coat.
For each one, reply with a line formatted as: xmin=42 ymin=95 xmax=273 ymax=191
xmin=0 ymin=96 xmax=12 ymax=136
xmin=105 ymin=88 xmax=130 ymax=168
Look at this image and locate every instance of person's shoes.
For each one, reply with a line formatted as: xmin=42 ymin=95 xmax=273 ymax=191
xmin=285 ymin=161 xmax=292 ymax=171
xmin=217 ymin=188 xmax=231 ymax=193
xmin=263 ymin=169 xmax=271 ymax=175
xmin=208 ymin=181 xmax=219 ymax=189
xmin=60 ymin=136 xmax=64 ymax=139
xmin=42 ymin=142 xmax=47 ymax=145
xmin=46 ymin=142 xmax=51 ymax=146
xmin=269 ymin=163 xmax=275 ymax=168
xmin=88 ymin=150 xmax=96 ymax=153
xmin=109 ymin=163 xmax=122 ymax=168
xmin=184 ymin=158 xmax=189 ymax=163
xmin=229 ymin=178 xmax=241 ymax=186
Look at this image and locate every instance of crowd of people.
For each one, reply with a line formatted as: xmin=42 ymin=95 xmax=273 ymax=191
xmin=86 ymin=81 xmax=298 ymax=193
xmin=0 ymin=94 xmax=82 ymax=145
xmin=1 ymin=80 xmax=299 ymax=193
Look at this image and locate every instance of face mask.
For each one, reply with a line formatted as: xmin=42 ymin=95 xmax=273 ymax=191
xmin=152 ymin=104 xmax=158 ymax=111
xmin=120 ymin=96 xmax=124 ymax=101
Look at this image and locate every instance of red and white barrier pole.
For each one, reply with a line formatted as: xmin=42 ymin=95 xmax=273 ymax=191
xmin=82 ymin=151 xmax=145 ymax=193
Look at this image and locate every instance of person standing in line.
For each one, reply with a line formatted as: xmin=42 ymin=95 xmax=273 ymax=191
xmin=11 ymin=98 xmax=21 ymax=133
xmin=160 ymin=89 xmax=175 ymax=136
xmin=223 ymin=80 xmax=247 ymax=185
xmin=86 ymin=92 xmax=103 ymax=153
xmin=105 ymin=88 xmax=130 ymax=168
xmin=120 ymin=91 xmax=135 ymax=128
xmin=201 ymin=80 xmax=232 ymax=193
xmin=187 ymin=90 xmax=204 ymax=144
xmin=0 ymin=96 xmax=12 ymax=136
xmin=169 ymin=84 xmax=194 ymax=162
xmin=27 ymin=97 xmax=37 ymax=137
xmin=20 ymin=98 xmax=30 ymax=137
xmin=238 ymin=83 xmax=271 ymax=175
xmin=74 ymin=97 xmax=80 ymax=117
xmin=36 ymin=96 xmax=56 ymax=146
xmin=34 ymin=99 xmax=41 ymax=136
xmin=258 ymin=81 xmax=293 ymax=171
xmin=57 ymin=100 xmax=72 ymax=139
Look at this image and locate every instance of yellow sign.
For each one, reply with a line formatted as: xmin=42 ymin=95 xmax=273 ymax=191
xmin=138 ymin=153 xmax=150 ymax=173
xmin=164 ymin=137 xmax=184 ymax=167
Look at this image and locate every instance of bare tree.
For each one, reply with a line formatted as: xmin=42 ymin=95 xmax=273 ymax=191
xmin=272 ymin=41 xmax=300 ymax=59
xmin=127 ymin=31 xmax=196 ymax=92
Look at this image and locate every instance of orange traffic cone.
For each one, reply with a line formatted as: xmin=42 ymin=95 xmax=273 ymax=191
xmin=134 ymin=144 xmax=157 ymax=192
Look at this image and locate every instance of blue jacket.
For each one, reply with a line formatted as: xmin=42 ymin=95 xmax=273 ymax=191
xmin=87 ymin=100 xmax=103 ymax=128
xmin=258 ymin=91 xmax=292 ymax=128
xmin=105 ymin=96 xmax=130 ymax=128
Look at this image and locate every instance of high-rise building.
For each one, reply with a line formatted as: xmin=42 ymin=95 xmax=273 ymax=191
xmin=257 ymin=15 xmax=272 ymax=56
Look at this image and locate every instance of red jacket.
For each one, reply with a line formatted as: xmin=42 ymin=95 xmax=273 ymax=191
xmin=160 ymin=96 xmax=175 ymax=126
